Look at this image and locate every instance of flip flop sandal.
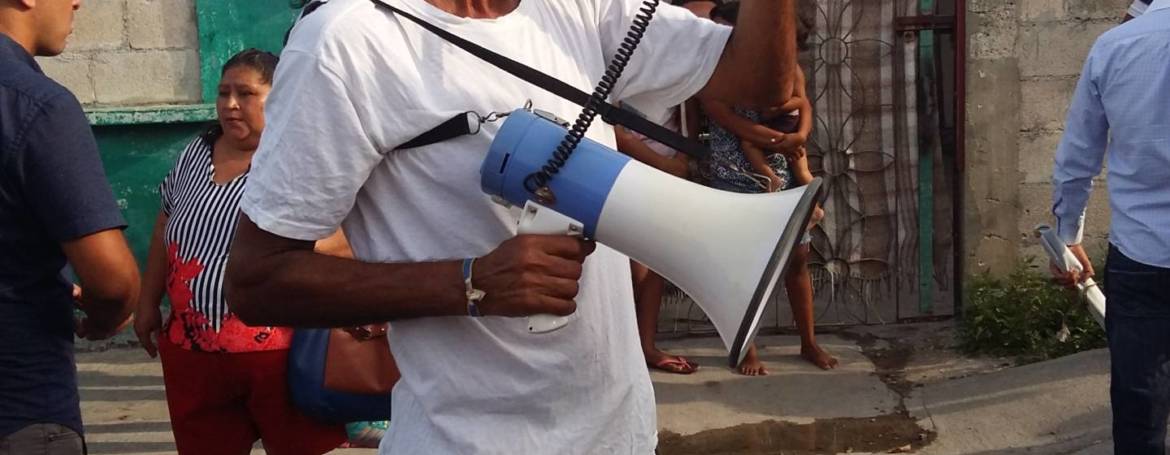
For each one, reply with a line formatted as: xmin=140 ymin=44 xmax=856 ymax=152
xmin=650 ymin=356 xmax=698 ymax=374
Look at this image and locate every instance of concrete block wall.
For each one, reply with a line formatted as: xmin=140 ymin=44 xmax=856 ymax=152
xmin=36 ymin=0 xmax=202 ymax=107
xmin=965 ymin=0 xmax=1125 ymax=276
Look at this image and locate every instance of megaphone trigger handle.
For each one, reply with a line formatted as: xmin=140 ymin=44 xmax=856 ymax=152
xmin=528 ymin=314 xmax=571 ymax=334
xmin=516 ymin=201 xmax=585 ymax=334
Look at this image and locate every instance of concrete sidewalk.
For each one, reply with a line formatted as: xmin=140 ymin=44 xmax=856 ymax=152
xmin=77 ymin=323 xmax=1137 ymax=454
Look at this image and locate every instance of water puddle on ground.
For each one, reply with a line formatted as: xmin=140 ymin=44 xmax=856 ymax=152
xmin=658 ymin=413 xmax=933 ymax=454
xmin=659 ymin=329 xmax=941 ymax=454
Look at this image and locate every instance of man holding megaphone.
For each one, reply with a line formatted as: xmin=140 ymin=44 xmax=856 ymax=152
xmin=225 ymin=0 xmax=805 ymax=453
xmin=1049 ymin=5 xmax=1170 ymax=454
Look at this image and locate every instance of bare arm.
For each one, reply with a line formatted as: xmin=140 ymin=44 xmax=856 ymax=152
xmin=700 ymin=97 xmax=787 ymax=148
xmin=64 ymin=229 xmax=140 ymax=340
xmin=614 ymin=127 xmax=689 ymax=178
xmin=133 ymin=213 xmax=168 ymax=356
xmin=795 ymin=68 xmax=813 ymax=141
xmin=314 ymin=229 xmax=353 ymax=258
xmin=225 ymin=214 xmax=594 ymax=328
xmin=699 ymin=0 xmax=798 ymax=108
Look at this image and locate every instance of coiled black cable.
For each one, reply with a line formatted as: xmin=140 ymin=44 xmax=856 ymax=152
xmin=522 ymin=0 xmax=661 ymax=200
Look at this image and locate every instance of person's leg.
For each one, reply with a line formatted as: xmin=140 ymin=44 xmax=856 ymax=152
xmin=632 ymin=261 xmax=698 ymax=374
xmin=158 ymin=336 xmax=257 ymax=455
xmin=1104 ymin=246 xmax=1170 ymax=455
xmin=240 ymin=349 xmax=347 ymax=455
xmin=737 ymin=344 xmax=767 ymax=376
xmin=785 ymin=244 xmax=837 ymax=370
xmin=0 ymin=423 xmax=84 ymax=455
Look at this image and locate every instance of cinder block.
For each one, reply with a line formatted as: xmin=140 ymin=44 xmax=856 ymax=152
xmin=1017 ymin=21 xmax=1116 ymax=78
xmin=976 ymin=197 xmax=1022 ymax=241
xmin=93 ymin=50 xmax=201 ymax=105
xmin=1067 ymin=0 xmax=1131 ymax=20
xmin=966 ymin=58 xmax=1022 ymax=201
xmin=1020 ymin=77 xmax=1076 ymax=132
xmin=1017 ymin=182 xmax=1111 ymax=244
xmin=1020 ymin=0 xmax=1065 ymax=22
xmin=968 ymin=10 xmax=1019 ymax=60
xmin=967 ymin=234 xmax=1019 ymax=277
xmin=36 ymin=53 xmax=95 ymax=105
xmin=128 ymin=0 xmax=198 ymax=50
xmin=68 ymin=0 xmax=125 ymax=51
xmin=1018 ymin=131 xmax=1063 ymax=184
xmin=968 ymin=0 xmax=1013 ymax=14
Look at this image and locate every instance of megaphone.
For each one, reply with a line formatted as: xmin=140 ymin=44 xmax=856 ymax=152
xmin=1036 ymin=225 xmax=1106 ymax=328
xmin=481 ymin=109 xmax=824 ymax=368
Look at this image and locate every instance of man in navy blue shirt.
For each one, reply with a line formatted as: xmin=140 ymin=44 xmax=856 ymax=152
xmin=1 ymin=0 xmax=140 ymax=453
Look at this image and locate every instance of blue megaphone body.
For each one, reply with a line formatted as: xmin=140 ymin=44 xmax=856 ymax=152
xmin=481 ymin=109 xmax=629 ymax=238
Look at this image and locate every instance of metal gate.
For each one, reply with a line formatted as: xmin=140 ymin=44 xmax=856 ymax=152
xmin=661 ymin=0 xmax=963 ymax=333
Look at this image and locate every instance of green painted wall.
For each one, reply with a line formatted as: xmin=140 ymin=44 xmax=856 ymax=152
xmin=95 ymin=123 xmax=209 ymax=263
xmin=196 ymin=0 xmax=301 ymax=102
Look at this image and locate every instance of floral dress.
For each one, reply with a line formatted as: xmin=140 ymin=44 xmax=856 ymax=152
xmin=701 ymin=107 xmax=794 ymax=194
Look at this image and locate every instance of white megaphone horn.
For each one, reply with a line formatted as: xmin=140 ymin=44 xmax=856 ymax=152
xmin=1036 ymin=224 xmax=1105 ymax=329
xmin=481 ymin=109 xmax=823 ymax=368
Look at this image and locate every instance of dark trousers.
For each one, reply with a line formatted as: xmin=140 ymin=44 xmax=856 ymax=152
xmin=0 ymin=424 xmax=84 ymax=455
xmin=1106 ymin=245 xmax=1170 ymax=455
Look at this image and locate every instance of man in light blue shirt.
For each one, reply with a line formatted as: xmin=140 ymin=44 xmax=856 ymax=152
xmin=1050 ymin=2 xmax=1170 ymax=453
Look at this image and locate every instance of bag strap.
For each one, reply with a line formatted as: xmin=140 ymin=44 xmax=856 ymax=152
xmin=368 ymin=0 xmax=711 ymax=159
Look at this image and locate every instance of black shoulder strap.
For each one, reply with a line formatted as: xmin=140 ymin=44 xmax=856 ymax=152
xmin=368 ymin=0 xmax=711 ymax=159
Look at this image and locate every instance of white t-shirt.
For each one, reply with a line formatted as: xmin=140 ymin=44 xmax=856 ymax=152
xmin=240 ymin=0 xmax=729 ymax=453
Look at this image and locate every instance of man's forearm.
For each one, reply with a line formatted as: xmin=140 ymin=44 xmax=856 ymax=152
xmin=226 ymin=220 xmax=467 ymax=327
xmin=703 ymin=0 xmax=797 ymax=107
xmin=616 ymin=128 xmax=688 ymax=177
xmin=63 ymin=229 xmax=139 ymax=333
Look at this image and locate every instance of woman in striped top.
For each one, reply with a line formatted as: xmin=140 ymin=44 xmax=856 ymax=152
xmin=132 ymin=49 xmax=346 ymax=454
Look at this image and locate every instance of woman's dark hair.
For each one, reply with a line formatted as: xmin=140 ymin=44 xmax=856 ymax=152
xmin=708 ymin=2 xmax=816 ymax=52
xmin=202 ymin=48 xmax=280 ymax=143
xmin=221 ymin=48 xmax=280 ymax=85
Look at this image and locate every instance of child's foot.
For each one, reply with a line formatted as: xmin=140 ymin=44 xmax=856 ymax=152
xmin=808 ymin=206 xmax=824 ymax=230
xmin=801 ymin=343 xmax=839 ymax=370
xmin=736 ymin=348 xmax=768 ymax=376
xmin=645 ymin=349 xmax=698 ymax=374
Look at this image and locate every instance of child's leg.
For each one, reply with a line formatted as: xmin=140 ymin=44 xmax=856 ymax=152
xmin=789 ymin=151 xmax=824 ymax=228
xmin=789 ymin=149 xmax=815 ymax=186
xmin=785 ymin=245 xmax=838 ymax=370
xmin=737 ymin=343 xmax=768 ymax=376
xmin=632 ymin=261 xmax=697 ymax=374
xmin=742 ymin=140 xmax=782 ymax=192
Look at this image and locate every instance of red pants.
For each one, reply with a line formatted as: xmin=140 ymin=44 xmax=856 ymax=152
xmin=158 ymin=336 xmax=346 ymax=455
